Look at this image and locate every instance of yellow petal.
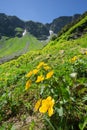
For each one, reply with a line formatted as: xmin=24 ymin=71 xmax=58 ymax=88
xmin=36 ymin=75 xmax=44 ymax=83
xmin=39 ymin=105 xmax=48 ymax=113
xmin=46 ymin=70 xmax=54 ymax=79
xmin=33 ymin=69 xmax=39 ymax=74
xmin=46 ymin=96 xmax=52 ymax=101
xmin=48 ymin=107 xmax=54 ymax=117
xmin=44 ymin=65 xmax=51 ymax=70
xmin=26 ymin=71 xmax=33 ymax=77
xmin=34 ymin=99 xmax=42 ymax=111
xmin=50 ymin=99 xmax=55 ymax=106
xmin=25 ymin=80 xmax=32 ymax=90
xmin=37 ymin=62 xmax=45 ymax=69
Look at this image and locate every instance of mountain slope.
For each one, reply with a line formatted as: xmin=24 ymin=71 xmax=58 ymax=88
xmin=0 ymin=13 xmax=87 ymax=130
xmin=57 ymin=11 xmax=87 ymax=40
xmin=0 ymin=33 xmax=43 ymax=64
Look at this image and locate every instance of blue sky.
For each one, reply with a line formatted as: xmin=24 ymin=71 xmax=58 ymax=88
xmin=0 ymin=0 xmax=87 ymax=23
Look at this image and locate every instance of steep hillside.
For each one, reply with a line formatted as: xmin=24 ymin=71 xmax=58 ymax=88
xmin=57 ymin=11 xmax=87 ymax=40
xmin=0 ymin=14 xmax=87 ymax=130
xmin=0 ymin=33 xmax=43 ymax=64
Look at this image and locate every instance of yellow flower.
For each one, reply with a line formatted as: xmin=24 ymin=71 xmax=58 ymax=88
xmin=0 ymin=78 xmax=2 ymax=81
xmin=48 ymin=106 xmax=54 ymax=117
xmin=34 ymin=99 xmax=42 ymax=111
xmin=25 ymin=80 xmax=32 ymax=90
xmin=26 ymin=71 xmax=33 ymax=78
xmin=36 ymin=75 xmax=44 ymax=83
xmin=39 ymin=96 xmax=55 ymax=117
xmin=46 ymin=70 xmax=54 ymax=79
xmin=71 ymin=56 xmax=78 ymax=62
xmin=33 ymin=69 xmax=39 ymax=75
xmin=44 ymin=65 xmax=51 ymax=70
xmin=37 ymin=62 xmax=45 ymax=69
xmin=39 ymin=99 xmax=48 ymax=113
xmin=85 ymin=51 xmax=87 ymax=55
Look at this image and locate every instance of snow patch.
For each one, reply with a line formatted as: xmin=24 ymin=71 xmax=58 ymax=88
xmin=22 ymin=29 xmax=27 ymax=36
xmin=49 ymin=30 xmax=53 ymax=36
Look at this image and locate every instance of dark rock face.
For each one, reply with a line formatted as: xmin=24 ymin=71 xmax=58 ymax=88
xmin=0 ymin=13 xmax=25 ymax=37
xmin=0 ymin=13 xmax=80 ymax=40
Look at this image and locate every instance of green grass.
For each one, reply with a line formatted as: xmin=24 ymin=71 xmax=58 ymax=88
xmin=56 ymin=15 xmax=87 ymax=41
xmin=0 ymin=33 xmax=43 ymax=58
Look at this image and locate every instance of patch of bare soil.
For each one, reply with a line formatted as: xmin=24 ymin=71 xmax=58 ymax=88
xmin=5 ymin=113 xmax=45 ymax=130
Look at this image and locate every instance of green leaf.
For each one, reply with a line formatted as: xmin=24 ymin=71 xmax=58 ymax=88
xmin=56 ymin=107 xmax=63 ymax=117
xmin=29 ymin=120 xmax=35 ymax=130
xmin=40 ymin=85 xmax=45 ymax=95
xmin=11 ymin=125 xmax=16 ymax=130
xmin=44 ymin=116 xmax=56 ymax=130
xmin=82 ymin=95 xmax=87 ymax=102
xmin=79 ymin=116 xmax=87 ymax=130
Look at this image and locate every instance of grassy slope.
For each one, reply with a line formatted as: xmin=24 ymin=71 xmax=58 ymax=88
xmin=0 ymin=16 xmax=87 ymax=129
xmin=0 ymin=33 xmax=43 ymax=58
xmin=56 ymin=15 xmax=87 ymax=42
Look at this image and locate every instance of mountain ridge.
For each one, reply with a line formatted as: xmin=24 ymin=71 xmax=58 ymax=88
xmin=0 ymin=13 xmax=81 ymax=40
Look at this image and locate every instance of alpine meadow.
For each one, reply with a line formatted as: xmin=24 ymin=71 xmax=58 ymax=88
xmin=0 ymin=11 xmax=87 ymax=130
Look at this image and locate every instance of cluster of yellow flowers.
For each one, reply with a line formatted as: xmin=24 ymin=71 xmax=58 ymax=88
xmin=69 ymin=53 xmax=87 ymax=63
xmin=37 ymin=62 xmax=51 ymax=70
xmin=34 ymin=96 xmax=55 ymax=117
xmin=25 ymin=62 xmax=54 ymax=90
xmin=25 ymin=62 xmax=55 ymax=117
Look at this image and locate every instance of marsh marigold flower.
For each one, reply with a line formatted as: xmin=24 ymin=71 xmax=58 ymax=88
xmin=44 ymin=65 xmax=51 ymax=70
xmin=46 ymin=70 xmax=54 ymax=79
xmin=37 ymin=62 xmax=45 ymax=69
xmin=71 ymin=56 xmax=78 ymax=62
xmin=39 ymin=96 xmax=55 ymax=117
xmin=25 ymin=80 xmax=32 ymax=90
xmin=26 ymin=71 xmax=33 ymax=78
xmin=33 ymin=69 xmax=39 ymax=75
xmin=36 ymin=75 xmax=44 ymax=83
xmin=34 ymin=99 xmax=42 ymax=111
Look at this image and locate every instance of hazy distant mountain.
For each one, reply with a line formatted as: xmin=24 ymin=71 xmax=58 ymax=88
xmin=0 ymin=13 xmax=80 ymax=40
